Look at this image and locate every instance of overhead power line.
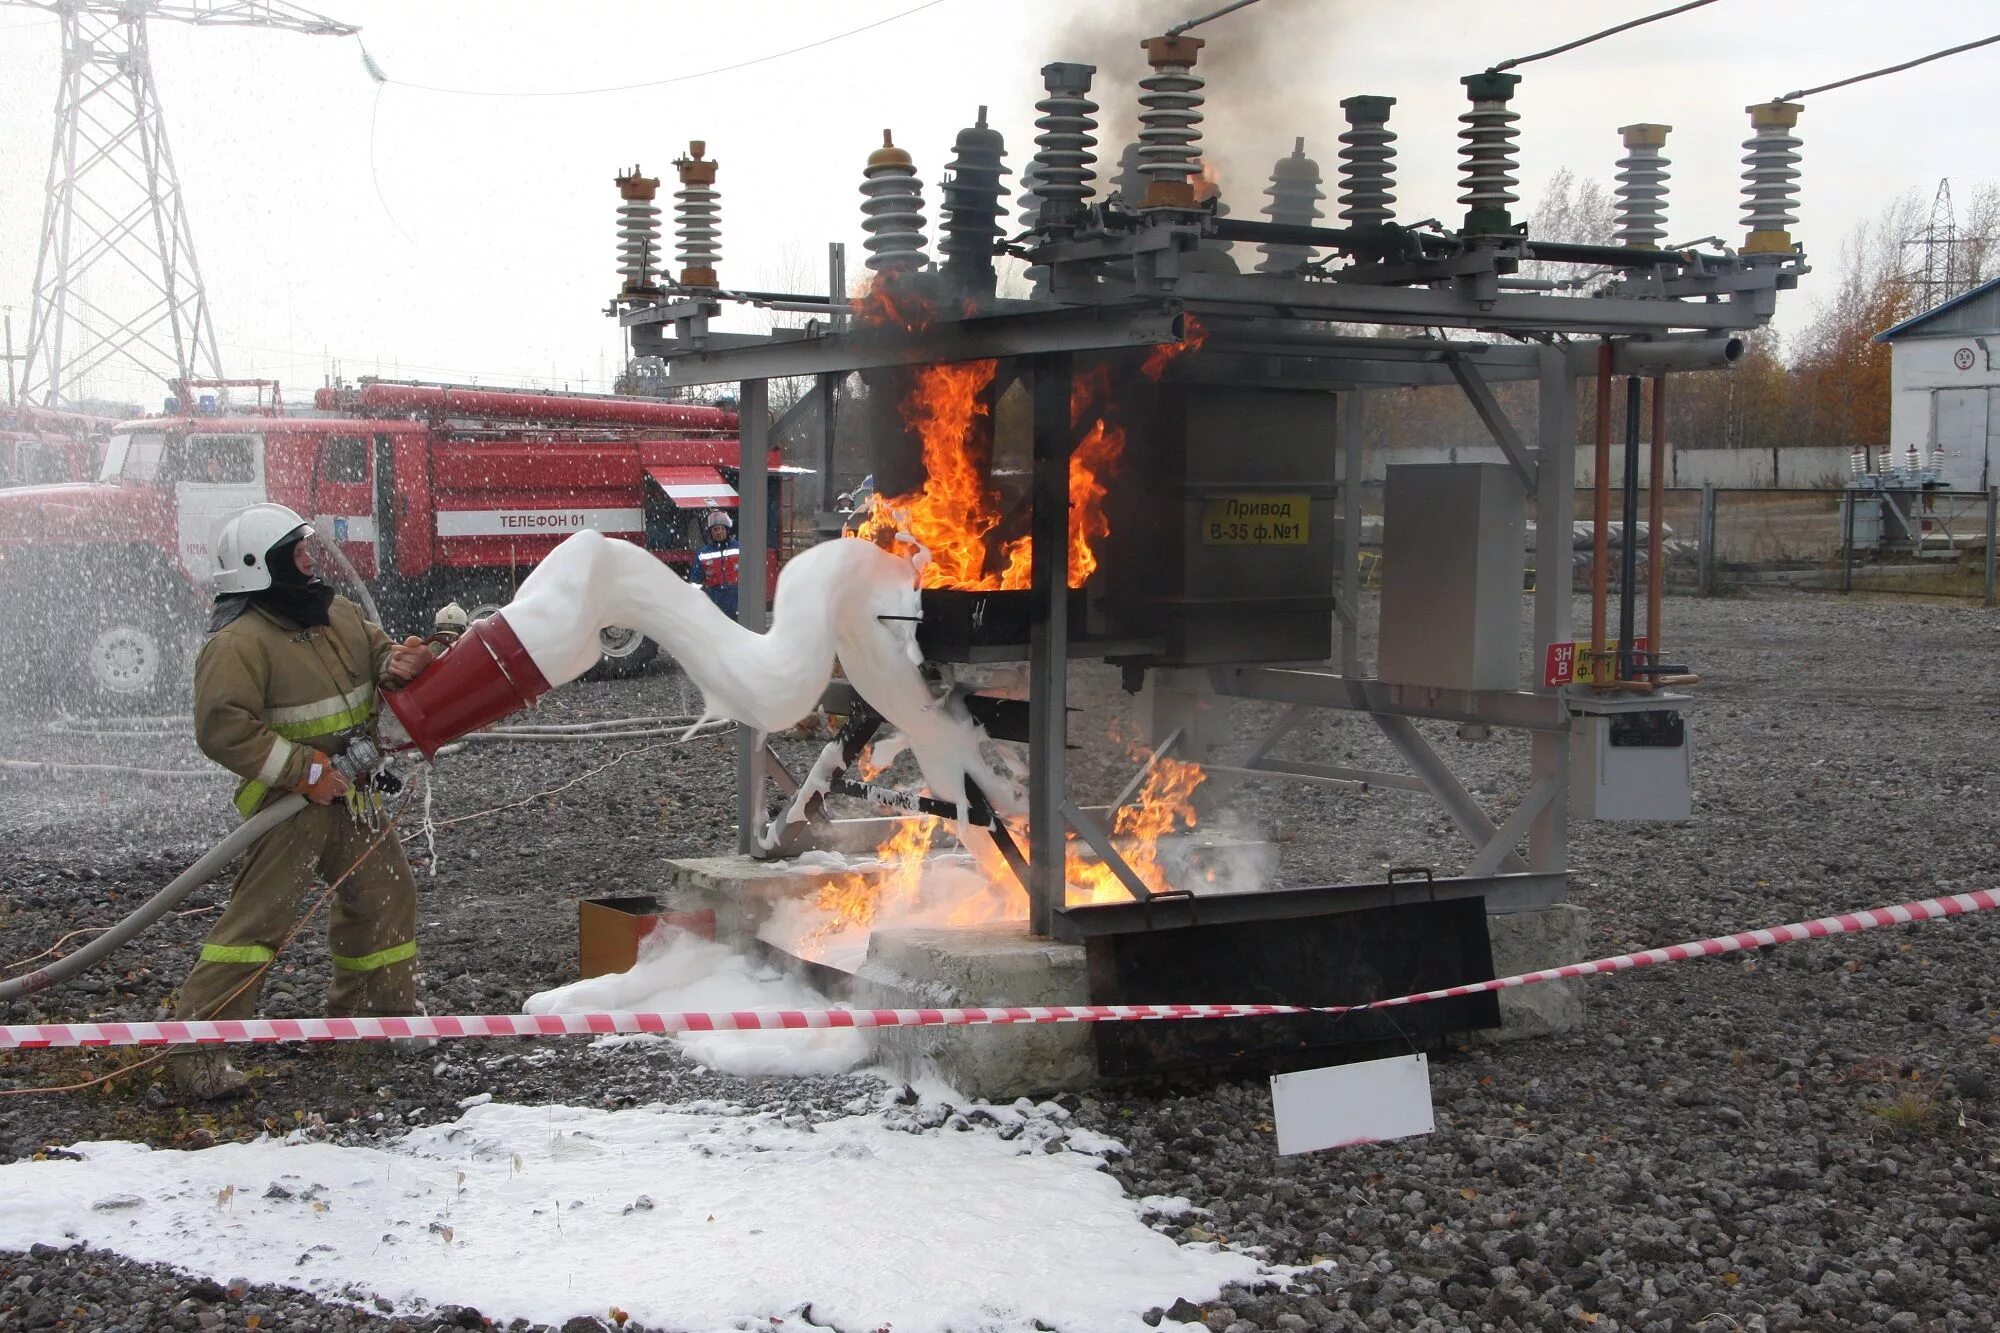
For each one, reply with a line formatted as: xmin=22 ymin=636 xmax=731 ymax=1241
xmin=1776 ymin=32 xmax=2000 ymax=102
xmin=1489 ymin=0 xmax=1720 ymax=74
xmin=359 ymin=0 xmax=948 ymax=98
xmin=1167 ymin=0 xmax=1266 ymax=38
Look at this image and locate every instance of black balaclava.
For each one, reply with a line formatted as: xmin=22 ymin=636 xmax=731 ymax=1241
xmin=249 ymin=534 xmax=336 ymax=628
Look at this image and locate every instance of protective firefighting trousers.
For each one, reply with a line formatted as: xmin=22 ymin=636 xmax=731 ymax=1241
xmin=173 ymin=800 xmax=419 ymax=1022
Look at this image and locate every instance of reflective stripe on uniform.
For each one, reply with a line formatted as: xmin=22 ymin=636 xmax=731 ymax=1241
xmin=233 ymin=780 xmax=270 ymax=819
xmin=254 ymin=735 xmax=295 ymax=787
xmin=200 ymin=942 xmax=275 ymax=965
xmin=332 ymin=940 xmax=416 ymax=972
xmin=267 ymin=684 xmax=376 ymax=740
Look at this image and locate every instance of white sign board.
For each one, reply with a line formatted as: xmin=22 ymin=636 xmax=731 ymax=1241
xmin=1270 ymin=1052 xmax=1436 ymax=1156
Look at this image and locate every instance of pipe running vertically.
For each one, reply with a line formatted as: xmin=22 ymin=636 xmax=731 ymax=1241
xmin=0 ymin=794 xmax=308 ymax=1001
xmin=1648 ymin=373 xmax=1667 ymax=658
xmin=1619 ymin=375 xmax=1643 ymax=678
xmin=1592 ymin=341 xmax=1613 ymax=663
xmin=1027 ymin=351 xmax=1075 ymax=938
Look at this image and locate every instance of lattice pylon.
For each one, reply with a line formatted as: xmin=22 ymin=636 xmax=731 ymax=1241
xmin=17 ymin=7 xmax=224 ymax=407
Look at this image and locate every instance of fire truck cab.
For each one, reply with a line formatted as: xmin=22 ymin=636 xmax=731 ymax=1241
xmin=0 ymin=385 xmax=769 ymax=710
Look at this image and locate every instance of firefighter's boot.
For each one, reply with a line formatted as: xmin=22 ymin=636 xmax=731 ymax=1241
xmin=170 ymin=1049 xmax=250 ymax=1101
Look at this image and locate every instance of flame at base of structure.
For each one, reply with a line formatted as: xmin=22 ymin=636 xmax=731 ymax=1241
xmin=774 ymin=755 xmax=1209 ymax=968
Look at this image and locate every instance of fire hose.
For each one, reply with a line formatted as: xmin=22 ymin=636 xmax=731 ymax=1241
xmin=0 ymin=742 xmax=392 ymax=1003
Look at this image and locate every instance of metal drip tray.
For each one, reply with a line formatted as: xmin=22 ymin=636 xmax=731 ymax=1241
xmin=916 ymin=587 xmax=1087 ymax=661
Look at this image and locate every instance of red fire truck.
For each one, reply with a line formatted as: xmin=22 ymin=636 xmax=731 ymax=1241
xmin=0 ymin=381 xmax=781 ymax=710
xmin=0 ymin=405 xmax=113 ymax=487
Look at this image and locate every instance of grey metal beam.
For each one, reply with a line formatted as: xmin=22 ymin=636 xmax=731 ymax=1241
xmin=1046 ymin=871 xmax=1569 ymax=941
xmin=1227 ymin=758 xmax=1430 ymax=794
xmin=1372 ymin=713 xmax=1530 ymax=875
xmin=1340 ymin=391 xmax=1365 ymax=677
xmin=1445 ymin=352 xmax=1537 ymax=491
xmin=1160 ymin=272 xmax=1772 ymax=334
xmin=1466 ymin=777 xmax=1555 ymax=878
xmin=1214 ymin=667 xmax=1569 ymax=732
xmin=645 ymin=305 xmax=1183 ymax=387
xmin=813 ymin=371 xmax=843 ymax=542
xmin=1027 ymin=352 xmax=1074 ymax=937
xmin=1530 ymin=343 xmax=1577 ymax=875
xmin=1062 ymin=801 xmax=1156 ymax=903
xmin=734 ymin=378 xmax=771 ymax=855
xmin=1110 ymin=726 xmax=1183 ymax=812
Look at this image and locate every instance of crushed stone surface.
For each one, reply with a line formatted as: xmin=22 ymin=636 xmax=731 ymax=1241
xmin=2 ymin=592 xmax=1997 ymax=1331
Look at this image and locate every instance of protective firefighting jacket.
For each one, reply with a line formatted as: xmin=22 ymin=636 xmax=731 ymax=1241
xmin=193 ymin=595 xmax=397 ymax=818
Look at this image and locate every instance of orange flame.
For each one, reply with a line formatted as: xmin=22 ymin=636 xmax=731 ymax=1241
xmin=783 ymin=751 xmax=1208 ymax=957
xmin=849 ymin=358 xmax=1011 ymax=588
xmin=1062 ymin=754 xmax=1207 ymax=906
xmin=849 ymin=355 xmax=1123 ymax=592
xmin=846 ymin=300 xmax=1206 ymax=592
xmin=794 ymin=816 xmax=941 ymax=960
xmin=1140 ymin=312 xmax=1208 ymax=381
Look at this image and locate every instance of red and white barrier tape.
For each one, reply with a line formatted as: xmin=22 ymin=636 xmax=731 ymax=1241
xmin=3 ymin=889 xmax=1994 ymax=1051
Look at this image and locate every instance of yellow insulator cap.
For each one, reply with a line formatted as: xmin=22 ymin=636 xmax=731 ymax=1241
xmin=1745 ymin=101 xmax=1802 ymax=129
xmin=1618 ymin=123 xmax=1672 ymax=147
xmin=868 ymin=130 xmax=913 ymax=172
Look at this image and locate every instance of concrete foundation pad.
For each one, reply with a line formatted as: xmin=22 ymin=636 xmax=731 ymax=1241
xmin=1479 ymin=903 xmax=1592 ymax=1042
xmin=851 ymin=923 xmax=1094 ymax=1101
xmin=662 ymin=854 xmax=889 ymax=943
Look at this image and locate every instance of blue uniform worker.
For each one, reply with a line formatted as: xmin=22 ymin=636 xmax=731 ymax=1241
xmin=690 ymin=509 xmax=741 ymax=617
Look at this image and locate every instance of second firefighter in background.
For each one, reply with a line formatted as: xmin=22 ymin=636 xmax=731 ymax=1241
xmin=690 ymin=508 xmax=741 ymax=616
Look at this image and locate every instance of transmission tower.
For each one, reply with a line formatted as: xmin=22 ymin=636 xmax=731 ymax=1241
xmin=1902 ymin=178 xmax=1983 ymax=313
xmin=5 ymin=1 xmax=359 ymax=409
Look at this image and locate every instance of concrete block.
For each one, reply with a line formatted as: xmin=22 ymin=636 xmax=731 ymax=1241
xmin=851 ymin=923 xmax=1096 ymax=1101
xmin=1478 ymin=903 xmax=1591 ymax=1043
xmin=663 ymin=855 xmax=885 ymax=945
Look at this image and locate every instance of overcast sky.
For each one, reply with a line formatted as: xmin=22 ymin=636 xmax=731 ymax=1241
xmin=2 ymin=0 xmax=1996 ymax=407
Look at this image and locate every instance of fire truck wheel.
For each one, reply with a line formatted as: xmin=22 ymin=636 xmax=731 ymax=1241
xmin=582 ymin=626 xmax=659 ymax=681
xmin=72 ymin=603 xmax=189 ymax=712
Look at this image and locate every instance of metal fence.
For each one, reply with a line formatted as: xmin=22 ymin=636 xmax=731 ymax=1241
xmin=1351 ymin=482 xmax=2000 ymax=605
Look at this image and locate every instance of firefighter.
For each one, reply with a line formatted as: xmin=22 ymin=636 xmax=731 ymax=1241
xmin=169 ymin=502 xmax=436 ymax=1099
xmin=689 ymin=508 xmax=741 ymax=616
xmin=428 ymin=600 xmax=470 ymax=653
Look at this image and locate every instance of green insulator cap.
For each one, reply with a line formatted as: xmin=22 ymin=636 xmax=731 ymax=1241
xmin=1340 ymin=94 xmax=1396 ymax=121
xmin=1461 ymin=71 xmax=1520 ymax=102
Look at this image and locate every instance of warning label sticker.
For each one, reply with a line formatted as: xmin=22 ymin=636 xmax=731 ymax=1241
xmin=1201 ymin=494 xmax=1310 ymax=546
xmin=1545 ymin=637 xmax=1649 ymax=687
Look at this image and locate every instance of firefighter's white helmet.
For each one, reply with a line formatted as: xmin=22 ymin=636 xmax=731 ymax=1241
xmin=433 ymin=600 xmax=470 ymax=637
xmin=210 ymin=502 xmax=312 ymax=595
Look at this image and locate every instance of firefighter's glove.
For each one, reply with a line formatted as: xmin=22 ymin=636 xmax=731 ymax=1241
xmin=294 ymin=751 xmax=351 ymax=806
xmin=382 ymin=636 xmax=436 ymax=689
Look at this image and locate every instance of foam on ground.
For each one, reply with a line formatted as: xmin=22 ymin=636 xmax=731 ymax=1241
xmin=0 ymin=1101 xmax=1283 ymax=1331
xmin=523 ymin=930 xmax=868 ymax=1075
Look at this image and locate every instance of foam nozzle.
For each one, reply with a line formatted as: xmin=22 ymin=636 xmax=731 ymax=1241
xmin=384 ymin=614 xmax=552 ymax=759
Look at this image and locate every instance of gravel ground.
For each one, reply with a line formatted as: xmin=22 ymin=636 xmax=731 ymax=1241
xmin=2 ymin=590 xmax=1998 ymax=1331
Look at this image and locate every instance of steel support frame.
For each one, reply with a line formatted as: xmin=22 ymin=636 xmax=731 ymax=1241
xmin=1027 ymin=352 xmax=1074 ymax=937
xmin=633 ymin=303 xmax=1184 ymax=388
xmin=1197 ymin=343 xmax=1580 ymax=901
xmin=734 ymin=378 xmax=772 ymax=853
xmin=643 ymin=205 xmax=1769 ymax=932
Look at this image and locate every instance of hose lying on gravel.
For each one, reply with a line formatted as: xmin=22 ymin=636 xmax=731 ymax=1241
xmin=44 ymin=713 xmax=716 ymax=743
xmin=0 ymin=758 xmax=224 ymax=780
xmin=0 ymin=793 xmax=307 ymax=1002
